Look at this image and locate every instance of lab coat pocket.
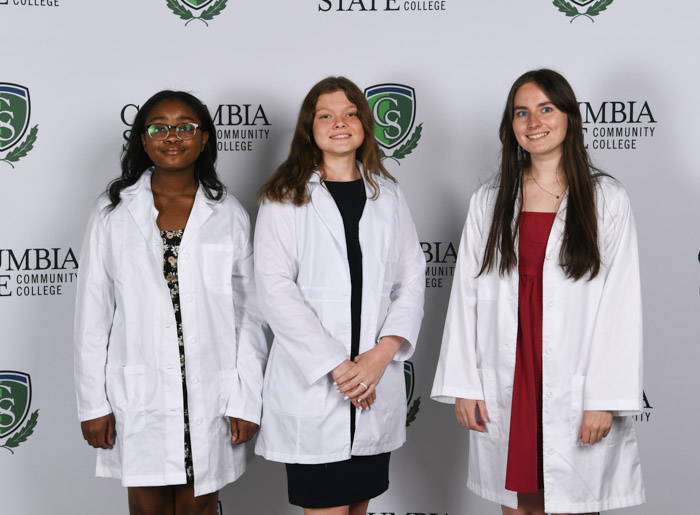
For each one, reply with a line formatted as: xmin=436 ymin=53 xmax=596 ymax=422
xmin=106 ymin=364 xmax=146 ymax=434
xmin=202 ymin=243 xmax=234 ymax=294
xmin=372 ymin=361 xmax=404 ymax=412
xmin=267 ymin=346 xmax=327 ymax=418
xmin=570 ymin=375 xmax=623 ymax=446
xmin=476 ymin=368 xmax=500 ymax=438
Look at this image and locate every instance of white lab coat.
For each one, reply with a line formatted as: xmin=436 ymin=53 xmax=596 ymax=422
xmin=74 ymin=171 xmax=268 ymax=496
xmin=254 ymin=172 xmax=425 ymax=463
xmin=431 ymin=176 xmax=645 ymax=513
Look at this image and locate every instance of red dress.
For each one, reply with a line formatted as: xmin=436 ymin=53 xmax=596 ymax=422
xmin=505 ymin=212 xmax=556 ymax=493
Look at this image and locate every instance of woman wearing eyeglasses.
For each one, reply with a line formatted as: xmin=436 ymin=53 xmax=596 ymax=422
xmin=74 ymin=90 xmax=268 ymax=514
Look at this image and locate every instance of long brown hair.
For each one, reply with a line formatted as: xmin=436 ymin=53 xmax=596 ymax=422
xmin=480 ymin=69 xmax=604 ymax=281
xmin=258 ymin=76 xmax=395 ymax=206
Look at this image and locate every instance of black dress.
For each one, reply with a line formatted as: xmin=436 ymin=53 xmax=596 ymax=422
xmin=285 ymin=179 xmax=390 ymax=508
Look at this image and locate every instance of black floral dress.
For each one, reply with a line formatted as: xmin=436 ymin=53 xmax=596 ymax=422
xmin=161 ymin=229 xmax=194 ymax=482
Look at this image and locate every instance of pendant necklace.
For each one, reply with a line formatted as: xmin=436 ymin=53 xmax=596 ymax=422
xmin=530 ymin=172 xmax=565 ymax=199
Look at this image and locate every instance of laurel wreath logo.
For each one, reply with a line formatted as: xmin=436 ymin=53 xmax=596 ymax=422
xmin=0 ymin=409 xmax=39 ymax=454
xmin=553 ymin=0 xmax=614 ymax=23
xmin=166 ymin=0 xmax=228 ymax=27
xmin=0 ymin=125 xmax=38 ymax=169
xmin=380 ymin=123 xmax=423 ymax=165
xmin=406 ymin=396 xmax=421 ymax=427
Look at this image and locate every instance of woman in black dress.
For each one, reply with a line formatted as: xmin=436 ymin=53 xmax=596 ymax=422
xmin=254 ymin=77 xmax=426 ymax=514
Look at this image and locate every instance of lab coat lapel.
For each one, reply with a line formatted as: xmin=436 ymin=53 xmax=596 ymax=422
xmin=513 ymin=185 xmax=567 ymax=256
xmin=546 ymin=189 xmax=568 ymax=256
xmin=181 ymin=186 xmax=214 ymax=251
xmin=358 ymin=178 xmax=389 ymax=269
xmin=125 ymin=173 xmax=162 ymax=267
xmin=310 ymin=175 xmax=347 ymax=255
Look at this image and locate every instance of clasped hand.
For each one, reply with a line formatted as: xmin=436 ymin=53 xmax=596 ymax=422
xmin=332 ymin=336 xmax=404 ymax=410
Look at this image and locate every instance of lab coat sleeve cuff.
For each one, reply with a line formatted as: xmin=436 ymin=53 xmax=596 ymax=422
xmin=375 ymin=332 xmax=415 ymax=362
xmin=305 ymin=353 xmax=348 ymax=386
xmin=584 ymin=399 xmax=642 ymax=413
xmin=612 ymin=410 xmax=641 ymax=417
xmin=391 ymin=338 xmax=414 ymax=362
xmin=78 ymin=405 xmax=113 ymax=423
xmin=430 ymin=386 xmax=485 ymax=405
xmin=377 ymin=319 xmax=421 ymax=361
xmin=223 ymin=368 xmax=263 ymax=425
xmin=224 ymin=407 xmax=261 ymax=426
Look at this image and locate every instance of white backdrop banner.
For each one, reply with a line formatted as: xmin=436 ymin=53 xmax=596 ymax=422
xmin=1 ymin=1 xmax=698 ymax=513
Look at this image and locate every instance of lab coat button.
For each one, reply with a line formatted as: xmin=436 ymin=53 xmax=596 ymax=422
xmin=164 ymin=324 xmax=172 ymax=329
xmin=183 ymin=253 xmax=190 ymax=260
xmin=545 ymin=347 xmax=553 ymax=355
xmin=547 ymin=448 xmax=556 ymax=456
xmin=184 ymin=295 xmax=193 ymax=303
xmin=188 ymin=336 xmax=196 ymax=344
xmin=191 ymin=376 xmax=200 ymax=385
xmin=547 ymin=300 xmax=554 ymax=308
xmin=195 ymin=419 xmax=202 ymax=427
xmin=545 ymin=254 xmax=552 ymax=261
xmin=546 ymin=391 xmax=553 ymax=399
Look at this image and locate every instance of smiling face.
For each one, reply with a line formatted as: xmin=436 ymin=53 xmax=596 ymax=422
xmin=512 ymin=82 xmax=568 ymax=162
xmin=312 ymin=90 xmax=365 ymax=162
xmin=140 ymin=98 xmax=209 ymax=176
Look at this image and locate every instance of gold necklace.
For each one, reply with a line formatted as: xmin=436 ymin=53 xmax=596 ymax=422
xmin=529 ymin=172 xmax=565 ymax=200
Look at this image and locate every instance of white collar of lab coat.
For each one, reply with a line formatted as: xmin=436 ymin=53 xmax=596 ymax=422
xmin=513 ymin=180 xmax=569 ymax=259
xmin=307 ymin=162 xmax=377 ymax=255
xmin=308 ymin=162 xmax=380 ymax=198
xmin=123 ymin=169 xmax=217 ymax=262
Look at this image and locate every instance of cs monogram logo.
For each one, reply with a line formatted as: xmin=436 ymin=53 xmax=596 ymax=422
xmin=0 ymin=83 xmax=39 ymax=169
xmin=365 ymin=84 xmax=423 ymax=165
xmin=0 ymin=371 xmax=39 ymax=454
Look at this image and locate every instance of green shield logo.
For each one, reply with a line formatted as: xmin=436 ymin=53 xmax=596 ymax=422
xmin=365 ymin=84 xmax=416 ymax=150
xmin=569 ymin=0 xmax=595 ymax=5
xmin=0 ymin=84 xmax=30 ymax=153
xmin=0 ymin=372 xmax=31 ymax=438
xmin=180 ymin=0 xmax=213 ymax=9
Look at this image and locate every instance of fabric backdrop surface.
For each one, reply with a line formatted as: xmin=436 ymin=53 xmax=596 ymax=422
xmin=1 ymin=1 xmax=697 ymax=513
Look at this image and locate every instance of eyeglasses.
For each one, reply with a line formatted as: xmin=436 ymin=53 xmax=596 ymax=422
xmin=145 ymin=123 xmax=200 ymax=141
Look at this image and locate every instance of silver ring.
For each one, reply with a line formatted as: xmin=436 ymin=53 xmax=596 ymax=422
xmin=359 ymin=382 xmax=368 ymax=391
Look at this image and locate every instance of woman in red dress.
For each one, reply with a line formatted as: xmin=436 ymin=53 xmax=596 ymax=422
xmin=432 ymin=69 xmax=645 ymax=515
